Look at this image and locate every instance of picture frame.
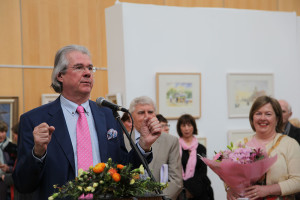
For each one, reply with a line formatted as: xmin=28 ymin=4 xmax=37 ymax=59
xmin=106 ymin=93 xmax=123 ymax=106
xmin=42 ymin=94 xmax=60 ymax=105
xmin=156 ymin=73 xmax=201 ymax=119
xmin=0 ymin=96 xmax=19 ymax=140
xmin=227 ymin=73 xmax=274 ymax=118
xmin=227 ymin=129 xmax=255 ymax=145
xmin=197 ymin=137 xmax=207 ymax=148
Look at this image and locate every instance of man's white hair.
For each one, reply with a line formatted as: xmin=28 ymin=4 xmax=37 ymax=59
xmin=129 ymin=96 xmax=156 ymax=113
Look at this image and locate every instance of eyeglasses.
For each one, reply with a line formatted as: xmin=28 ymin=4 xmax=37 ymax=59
xmin=161 ymin=124 xmax=170 ymax=128
xmin=71 ymin=64 xmax=96 ymax=73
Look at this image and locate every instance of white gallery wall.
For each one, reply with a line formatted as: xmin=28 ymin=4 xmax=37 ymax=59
xmin=106 ymin=3 xmax=300 ymax=200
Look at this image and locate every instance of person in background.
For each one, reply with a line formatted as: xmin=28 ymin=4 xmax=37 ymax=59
xmin=13 ymin=45 xmax=161 ymax=200
xmin=176 ymin=114 xmax=214 ymax=200
xmin=121 ymin=112 xmax=133 ymax=133
xmin=289 ymin=118 xmax=300 ymax=128
xmin=0 ymin=121 xmax=17 ymax=200
xmin=2 ymin=123 xmax=33 ymax=200
xmin=124 ymin=96 xmax=183 ymax=200
xmin=278 ymin=99 xmax=300 ymax=145
xmin=226 ymin=96 xmax=300 ymax=200
xmin=156 ymin=114 xmax=170 ymax=134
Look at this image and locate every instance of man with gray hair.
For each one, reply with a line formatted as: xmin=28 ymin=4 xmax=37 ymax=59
xmin=13 ymin=45 xmax=161 ymax=199
xmin=278 ymin=99 xmax=300 ymax=145
xmin=125 ymin=96 xmax=183 ymax=200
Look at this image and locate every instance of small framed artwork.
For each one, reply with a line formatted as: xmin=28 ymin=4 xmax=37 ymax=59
xmin=197 ymin=137 xmax=207 ymax=148
xmin=0 ymin=96 xmax=19 ymax=140
xmin=227 ymin=73 xmax=274 ymax=118
xmin=106 ymin=93 xmax=122 ymax=106
xmin=42 ymin=94 xmax=59 ymax=105
xmin=156 ymin=73 xmax=201 ymax=119
xmin=227 ymin=129 xmax=255 ymax=145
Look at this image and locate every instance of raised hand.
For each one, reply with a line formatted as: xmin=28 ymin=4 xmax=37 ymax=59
xmin=138 ymin=116 xmax=161 ymax=152
xmin=33 ymin=122 xmax=55 ymax=158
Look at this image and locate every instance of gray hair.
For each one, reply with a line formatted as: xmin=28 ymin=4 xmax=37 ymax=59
xmin=129 ymin=96 xmax=156 ymax=113
xmin=51 ymin=45 xmax=91 ymax=93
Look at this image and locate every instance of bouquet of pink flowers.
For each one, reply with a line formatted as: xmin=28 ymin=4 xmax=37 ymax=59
xmin=200 ymin=143 xmax=277 ymax=197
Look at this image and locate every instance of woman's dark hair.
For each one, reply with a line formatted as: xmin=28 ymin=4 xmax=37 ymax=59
xmin=176 ymin=114 xmax=198 ymax=137
xmin=11 ymin=123 xmax=19 ymax=135
xmin=156 ymin=114 xmax=168 ymax=123
xmin=0 ymin=120 xmax=8 ymax=132
xmin=249 ymin=96 xmax=284 ymax=133
xmin=121 ymin=112 xmax=131 ymax=122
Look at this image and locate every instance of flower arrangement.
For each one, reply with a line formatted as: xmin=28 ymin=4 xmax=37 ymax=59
xmin=213 ymin=142 xmax=265 ymax=164
xmin=49 ymin=158 xmax=167 ymax=200
xmin=200 ymin=142 xmax=277 ymax=197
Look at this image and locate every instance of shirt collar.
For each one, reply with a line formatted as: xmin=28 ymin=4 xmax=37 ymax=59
xmin=60 ymin=95 xmax=91 ymax=116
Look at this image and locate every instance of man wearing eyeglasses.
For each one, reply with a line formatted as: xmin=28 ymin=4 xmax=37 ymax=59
xmin=156 ymin=114 xmax=170 ymax=134
xmin=13 ymin=45 xmax=161 ymax=200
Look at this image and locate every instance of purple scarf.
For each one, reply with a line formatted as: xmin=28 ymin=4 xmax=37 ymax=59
xmin=179 ymin=136 xmax=198 ymax=180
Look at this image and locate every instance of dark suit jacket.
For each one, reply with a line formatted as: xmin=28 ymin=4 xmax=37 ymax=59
xmin=288 ymin=123 xmax=300 ymax=145
xmin=12 ymin=97 xmax=151 ymax=200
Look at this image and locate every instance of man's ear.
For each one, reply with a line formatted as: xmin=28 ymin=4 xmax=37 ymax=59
xmin=57 ymin=73 xmax=63 ymax=82
xmin=289 ymin=111 xmax=293 ymax=119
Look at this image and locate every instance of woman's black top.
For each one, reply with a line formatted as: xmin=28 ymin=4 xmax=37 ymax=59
xmin=181 ymin=143 xmax=214 ymax=200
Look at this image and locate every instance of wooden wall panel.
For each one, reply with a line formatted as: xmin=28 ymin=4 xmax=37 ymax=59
xmin=165 ymin=0 xmax=223 ymax=7
xmin=224 ymin=0 xmax=278 ymax=11
xmin=91 ymin=71 xmax=108 ymax=101
xmin=278 ymin=0 xmax=300 ymax=15
xmin=120 ymin=0 xmax=164 ymax=5
xmin=21 ymin=0 xmax=103 ymax=67
xmin=0 ymin=0 xmax=22 ymax=65
xmin=0 ymin=68 xmax=24 ymax=115
xmin=23 ymin=68 xmax=54 ymax=111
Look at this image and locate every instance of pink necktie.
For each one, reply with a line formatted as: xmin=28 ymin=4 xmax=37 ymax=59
xmin=76 ymin=106 xmax=93 ymax=171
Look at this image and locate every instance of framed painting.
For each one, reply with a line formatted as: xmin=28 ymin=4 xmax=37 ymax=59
xmin=0 ymin=96 xmax=19 ymax=140
xmin=156 ymin=73 xmax=201 ymax=119
xmin=106 ymin=93 xmax=123 ymax=106
xmin=227 ymin=129 xmax=255 ymax=145
xmin=42 ymin=94 xmax=59 ymax=105
xmin=227 ymin=73 xmax=274 ymax=118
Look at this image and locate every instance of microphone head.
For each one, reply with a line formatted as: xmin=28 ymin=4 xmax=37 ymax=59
xmin=96 ymin=97 xmax=105 ymax=106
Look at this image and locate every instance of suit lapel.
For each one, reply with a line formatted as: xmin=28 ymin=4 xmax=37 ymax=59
xmin=48 ymin=98 xmax=75 ymax=173
xmin=90 ymin=101 xmax=108 ymax=162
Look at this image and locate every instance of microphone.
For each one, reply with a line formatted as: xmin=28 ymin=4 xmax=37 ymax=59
xmin=96 ymin=97 xmax=129 ymax=112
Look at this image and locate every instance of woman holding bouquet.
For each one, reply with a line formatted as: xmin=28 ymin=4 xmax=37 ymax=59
xmin=227 ymin=96 xmax=300 ymax=200
xmin=177 ymin=114 xmax=214 ymax=200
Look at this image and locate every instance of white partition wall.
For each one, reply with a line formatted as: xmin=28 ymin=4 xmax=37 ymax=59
xmin=106 ymin=3 xmax=300 ymax=199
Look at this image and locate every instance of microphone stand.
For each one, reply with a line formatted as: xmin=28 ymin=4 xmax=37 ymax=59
xmin=112 ymin=110 xmax=167 ymax=200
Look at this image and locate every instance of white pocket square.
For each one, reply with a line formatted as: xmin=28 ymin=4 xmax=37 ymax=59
xmin=107 ymin=129 xmax=118 ymax=140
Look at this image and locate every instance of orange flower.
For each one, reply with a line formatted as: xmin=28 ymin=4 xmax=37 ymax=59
xmin=93 ymin=163 xmax=106 ymax=173
xmin=108 ymin=168 xmax=117 ymax=175
xmin=112 ymin=173 xmax=121 ymax=182
xmin=117 ymin=164 xmax=124 ymax=170
xmin=132 ymin=173 xmax=139 ymax=180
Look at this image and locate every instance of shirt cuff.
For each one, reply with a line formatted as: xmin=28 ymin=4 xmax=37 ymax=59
xmin=32 ymin=148 xmax=47 ymax=162
xmin=136 ymin=142 xmax=152 ymax=157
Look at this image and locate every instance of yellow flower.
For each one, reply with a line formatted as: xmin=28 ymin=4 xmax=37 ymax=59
xmin=78 ymin=186 xmax=83 ymax=191
xmin=93 ymin=183 xmax=99 ymax=188
xmin=139 ymin=165 xmax=145 ymax=175
xmin=78 ymin=169 xmax=84 ymax=177
xmin=99 ymin=180 xmax=104 ymax=184
xmin=130 ymin=179 xmax=135 ymax=185
xmin=85 ymin=186 xmax=94 ymax=192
